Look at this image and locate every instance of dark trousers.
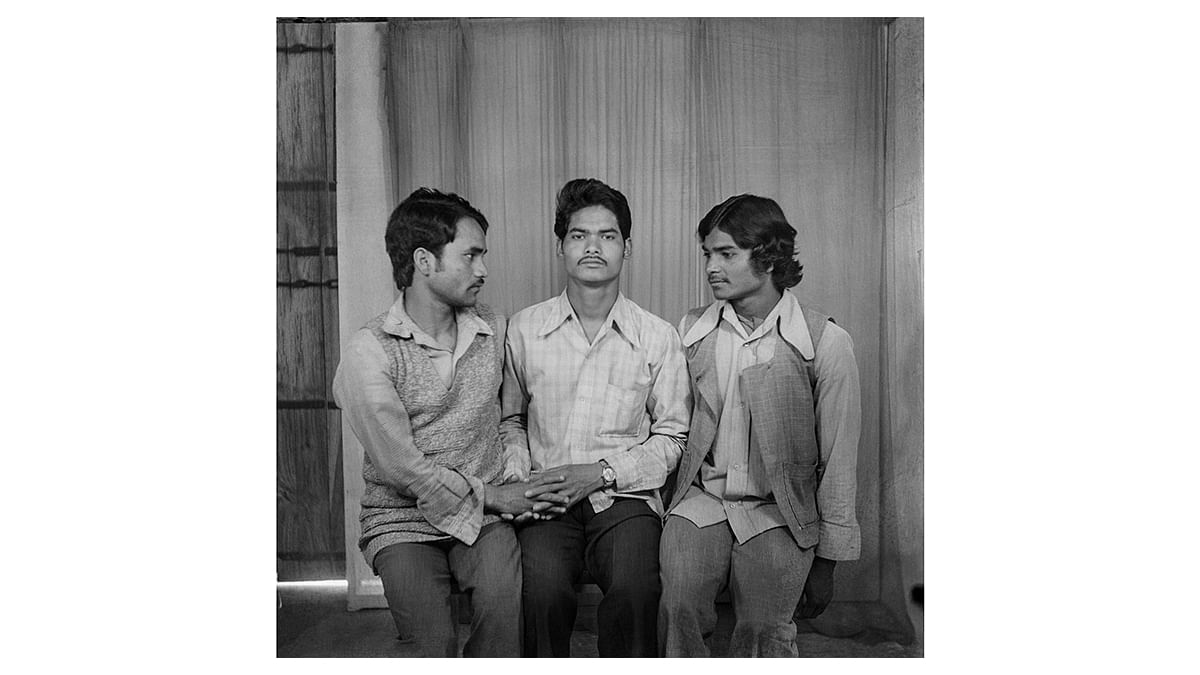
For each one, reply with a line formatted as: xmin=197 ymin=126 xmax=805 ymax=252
xmin=517 ymin=498 xmax=662 ymax=657
xmin=373 ymin=522 xmax=522 ymax=657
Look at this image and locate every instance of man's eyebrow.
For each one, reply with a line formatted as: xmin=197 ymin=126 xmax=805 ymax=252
xmin=465 ymin=245 xmax=487 ymax=254
xmin=568 ymin=225 xmax=620 ymax=234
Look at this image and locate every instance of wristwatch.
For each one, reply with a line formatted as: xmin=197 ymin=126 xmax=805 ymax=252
xmin=599 ymin=460 xmax=617 ymax=489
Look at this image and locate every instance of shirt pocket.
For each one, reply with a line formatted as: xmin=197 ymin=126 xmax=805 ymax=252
xmin=598 ymin=383 xmax=647 ymax=437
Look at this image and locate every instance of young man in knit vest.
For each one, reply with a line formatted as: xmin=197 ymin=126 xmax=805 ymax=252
xmin=333 ymin=188 xmax=568 ymax=657
xmin=499 ymin=178 xmax=691 ymax=657
xmin=658 ymin=194 xmax=862 ymax=657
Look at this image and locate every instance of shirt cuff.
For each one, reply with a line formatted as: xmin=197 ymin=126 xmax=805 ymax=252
xmin=815 ymin=520 xmax=861 ymax=561
xmin=602 ymin=450 xmax=639 ymax=492
xmin=452 ymin=475 xmax=487 ymax=545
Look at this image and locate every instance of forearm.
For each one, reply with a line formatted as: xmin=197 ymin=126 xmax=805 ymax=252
xmin=813 ymin=326 xmax=862 ymax=561
xmin=602 ymin=434 xmax=684 ymax=492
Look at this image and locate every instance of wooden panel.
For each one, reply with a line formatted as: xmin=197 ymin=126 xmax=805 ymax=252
xmin=278 ymin=408 xmax=344 ymax=580
xmin=278 ymin=23 xmax=333 ymax=181
xmin=277 ymin=188 xmax=332 ymax=252
xmin=277 ymin=286 xmax=328 ymax=400
xmin=278 ymin=20 xmax=343 ymax=581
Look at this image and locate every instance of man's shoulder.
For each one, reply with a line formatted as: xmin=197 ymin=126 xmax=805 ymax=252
xmin=469 ymin=302 xmax=503 ymax=332
xmin=507 ymin=295 xmax=559 ymax=328
xmin=620 ymin=296 xmax=676 ymax=336
xmin=679 ymin=303 xmax=716 ymax=333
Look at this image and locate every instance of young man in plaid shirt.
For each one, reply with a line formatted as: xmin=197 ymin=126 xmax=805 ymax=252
xmin=500 ymin=178 xmax=691 ymax=657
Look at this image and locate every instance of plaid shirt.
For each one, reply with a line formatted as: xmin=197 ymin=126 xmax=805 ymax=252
xmin=500 ymin=291 xmax=690 ymax=514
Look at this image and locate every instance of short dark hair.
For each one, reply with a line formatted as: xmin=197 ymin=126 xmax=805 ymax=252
xmin=697 ymin=194 xmax=803 ymax=291
xmin=384 ymin=188 xmax=489 ymax=290
xmin=553 ymin=178 xmax=632 ymax=240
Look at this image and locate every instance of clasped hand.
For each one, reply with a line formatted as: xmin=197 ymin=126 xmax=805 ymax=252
xmin=488 ymin=472 xmax=570 ymax=524
xmin=497 ymin=462 xmax=606 ymax=523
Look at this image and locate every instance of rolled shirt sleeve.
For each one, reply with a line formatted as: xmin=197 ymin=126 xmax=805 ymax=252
xmin=812 ymin=323 xmax=862 ymax=561
xmin=333 ymin=331 xmax=487 ymax=545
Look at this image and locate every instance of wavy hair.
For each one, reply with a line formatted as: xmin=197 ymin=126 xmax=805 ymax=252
xmin=697 ymin=194 xmax=803 ymax=291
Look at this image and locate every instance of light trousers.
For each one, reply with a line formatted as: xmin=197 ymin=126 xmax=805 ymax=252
xmin=658 ymin=515 xmax=814 ymax=657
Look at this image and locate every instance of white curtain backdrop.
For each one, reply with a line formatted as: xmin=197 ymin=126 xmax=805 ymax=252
xmin=332 ymin=17 xmax=920 ymax=638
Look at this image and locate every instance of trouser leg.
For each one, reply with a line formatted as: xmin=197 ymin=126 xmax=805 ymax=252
xmin=727 ymin=527 xmax=813 ymax=657
xmin=658 ymin=515 xmax=732 ymax=657
xmin=373 ymin=542 xmax=457 ymax=657
xmin=448 ymin=522 xmax=523 ymax=657
xmin=585 ymin=499 xmax=663 ymax=657
xmin=517 ymin=507 xmax=586 ymax=657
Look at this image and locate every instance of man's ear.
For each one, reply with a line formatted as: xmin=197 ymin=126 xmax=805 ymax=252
xmin=413 ymin=248 xmax=432 ymax=276
xmin=623 ymin=238 xmax=632 ymax=259
xmin=555 ymin=239 xmax=564 ymax=257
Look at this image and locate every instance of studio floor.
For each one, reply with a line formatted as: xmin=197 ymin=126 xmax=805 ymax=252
xmin=277 ymin=581 xmax=922 ymax=658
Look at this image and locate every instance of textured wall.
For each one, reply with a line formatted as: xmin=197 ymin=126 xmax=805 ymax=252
xmin=878 ymin=16 xmax=924 ymax=643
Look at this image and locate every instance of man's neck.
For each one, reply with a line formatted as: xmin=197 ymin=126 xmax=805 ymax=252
xmin=729 ymin=288 xmax=783 ymax=324
xmin=403 ymin=284 xmax=458 ymax=347
xmin=565 ymin=279 xmax=620 ymax=322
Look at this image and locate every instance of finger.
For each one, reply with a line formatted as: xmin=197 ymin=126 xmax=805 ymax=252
xmin=528 ymin=473 xmax=567 ymax=488
xmin=524 ymin=483 xmax=568 ymax=499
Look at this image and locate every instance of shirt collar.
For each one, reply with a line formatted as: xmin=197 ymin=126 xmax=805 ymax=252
xmin=538 ymin=289 xmax=641 ymax=350
xmin=381 ymin=291 xmax=494 ymax=345
xmin=681 ymin=290 xmax=814 ymax=359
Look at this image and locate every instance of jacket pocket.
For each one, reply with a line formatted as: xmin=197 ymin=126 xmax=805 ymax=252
xmin=780 ymin=461 xmax=820 ymax=527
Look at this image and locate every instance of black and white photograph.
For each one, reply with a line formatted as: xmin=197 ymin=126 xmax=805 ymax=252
xmin=276 ymin=16 xmax=924 ymax=658
xmin=15 ymin=4 xmax=1200 ymax=670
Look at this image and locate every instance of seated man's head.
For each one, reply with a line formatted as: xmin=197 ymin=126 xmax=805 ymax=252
xmin=698 ymin=194 xmax=803 ymax=303
xmin=553 ymin=178 xmax=632 ymax=286
xmin=385 ymin=188 xmax=490 ymax=307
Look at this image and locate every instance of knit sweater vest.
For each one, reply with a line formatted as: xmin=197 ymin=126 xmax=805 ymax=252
xmin=357 ymin=303 xmax=504 ymax=560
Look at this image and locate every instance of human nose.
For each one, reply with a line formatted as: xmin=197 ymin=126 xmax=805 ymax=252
xmin=706 ymin=258 xmax=720 ymax=275
xmin=475 ymin=255 xmax=488 ymax=278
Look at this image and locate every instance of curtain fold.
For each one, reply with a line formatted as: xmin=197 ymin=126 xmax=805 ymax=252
xmin=383 ymin=17 xmax=905 ymax=639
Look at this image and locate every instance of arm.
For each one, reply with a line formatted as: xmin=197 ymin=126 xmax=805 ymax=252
xmin=599 ymin=326 xmax=691 ymax=493
xmin=811 ymin=323 xmax=862 ymax=562
xmin=334 ymin=331 xmax=492 ymax=545
xmin=498 ymin=322 xmax=533 ymax=483
xmin=797 ymin=323 xmax=862 ymax=618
